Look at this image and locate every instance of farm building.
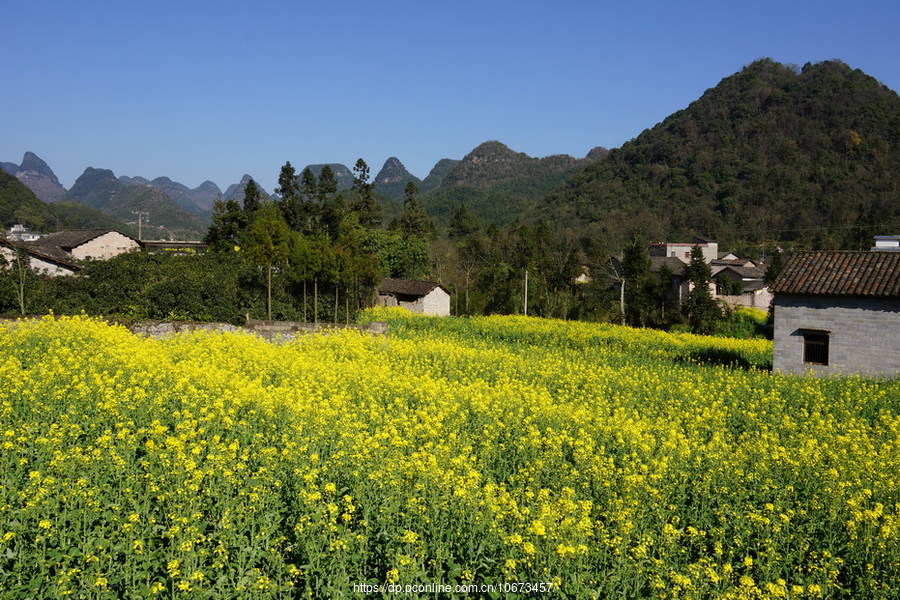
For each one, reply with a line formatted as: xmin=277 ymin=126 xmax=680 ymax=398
xmin=377 ymin=278 xmax=451 ymax=316
xmin=770 ymin=248 xmax=900 ymax=377
xmin=27 ymin=229 xmax=140 ymax=263
xmin=0 ymin=237 xmax=80 ymax=276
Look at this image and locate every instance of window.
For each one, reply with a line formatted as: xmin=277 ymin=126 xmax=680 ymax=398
xmin=802 ymin=330 xmax=829 ymax=365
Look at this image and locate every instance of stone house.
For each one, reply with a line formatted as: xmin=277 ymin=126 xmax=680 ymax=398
xmin=770 ymin=249 xmax=899 ymax=376
xmin=28 ymin=229 xmax=141 ymax=262
xmin=377 ymin=278 xmax=451 ymax=316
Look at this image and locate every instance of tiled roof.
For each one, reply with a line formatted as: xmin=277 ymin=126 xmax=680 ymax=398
xmin=30 ymin=229 xmax=136 ymax=250
xmin=0 ymin=237 xmax=80 ymax=269
xmin=771 ymin=251 xmax=900 ymax=297
xmin=649 ymin=256 xmax=686 ymax=275
xmin=378 ymin=278 xmax=446 ymax=297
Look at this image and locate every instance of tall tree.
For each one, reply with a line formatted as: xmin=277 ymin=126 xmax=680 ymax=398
xmin=317 ymin=166 xmax=338 ymax=202
xmin=392 ymin=181 xmax=434 ymax=238
xmin=204 ymin=197 xmax=246 ymax=252
xmin=682 ymin=245 xmax=722 ymax=334
xmin=276 ymin=162 xmax=303 ymax=230
xmin=350 ymin=158 xmax=381 ymax=228
xmin=241 ymin=201 xmax=294 ymax=320
xmin=621 ymin=240 xmax=654 ymax=327
xmin=242 ymin=178 xmax=263 ymax=215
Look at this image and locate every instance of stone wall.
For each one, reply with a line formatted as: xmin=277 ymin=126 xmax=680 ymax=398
xmin=773 ymin=295 xmax=899 ymax=376
xmin=129 ymin=319 xmax=387 ymax=341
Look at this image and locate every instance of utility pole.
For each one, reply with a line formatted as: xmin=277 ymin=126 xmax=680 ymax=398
xmin=132 ymin=211 xmax=149 ymax=241
xmin=524 ymin=269 xmax=529 ymax=316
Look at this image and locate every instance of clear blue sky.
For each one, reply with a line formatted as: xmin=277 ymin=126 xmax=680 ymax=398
xmin=3 ymin=0 xmax=898 ymax=193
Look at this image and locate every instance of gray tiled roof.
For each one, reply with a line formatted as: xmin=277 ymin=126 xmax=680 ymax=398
xmin=771 ymin=251 xmax=900 ymax=297
xmin=378 ymin=278 xmax=446 ymax=296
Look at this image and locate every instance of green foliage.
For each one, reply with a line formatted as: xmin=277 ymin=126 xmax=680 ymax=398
xmin=539 ymin=59 xmax=900 ymax=249
xmin=682 ymin=246 xmax=723 ymax=334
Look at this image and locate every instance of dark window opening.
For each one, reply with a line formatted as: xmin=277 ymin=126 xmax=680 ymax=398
xmin=802 ymin=331 xmax=829 ymax=365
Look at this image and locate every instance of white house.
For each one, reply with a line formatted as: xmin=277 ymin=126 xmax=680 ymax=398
xmin=28 ymin=229 xmax=141 ymax=261
xmin=0 ymin=238 xmax=80 ymax=276
xmin=377 ymin=279 xmax=451 ymax=316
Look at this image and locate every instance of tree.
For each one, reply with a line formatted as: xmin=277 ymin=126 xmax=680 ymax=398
xmin=204 ymin=197 xmax=246 ymax=251
xmin=299 ymin=167 xmax=317 ymax=200
xmin=276 ymin=161 xmax=300 ymax=200
xmin=682 ymin=245 xmax=722 ymax=334
xmin=620 ymin=240 xmax=654 ymax=327
xmin=276 ymin=162 xmax=304 ymax=231
xmin=243 ymin=178 xmax=263 ymax=215
xmin=317 ymin=166 xmax=338 ymax=202
xmin=447 ymin=204 xmax=482 ymax=239
xmin=350 ymin=158 xmax=381 ymax=228
xmin=241 ymin=201 xmax=294 ymax=320
xmin=392 ymin=182 xmax=434 ymax=238
xmin=0 ymin=246 xmax=31 ymax=315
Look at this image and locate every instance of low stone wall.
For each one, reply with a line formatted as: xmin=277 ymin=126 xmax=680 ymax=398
xmin=128 ymin=319 xmax=387 ymax=341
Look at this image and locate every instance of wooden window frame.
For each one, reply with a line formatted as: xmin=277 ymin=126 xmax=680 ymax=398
xmin=801 ymin=330 xmax=830 ymax=366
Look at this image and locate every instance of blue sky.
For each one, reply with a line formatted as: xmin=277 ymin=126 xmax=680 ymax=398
xmin=2 ymin=0 xmax=898 ymax=193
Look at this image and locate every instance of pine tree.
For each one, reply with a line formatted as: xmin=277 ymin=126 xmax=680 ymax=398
xmin=350 ymin=158 xmax=381 ymax=228
xmin=682 ymin=245 xmax=722 ymax=334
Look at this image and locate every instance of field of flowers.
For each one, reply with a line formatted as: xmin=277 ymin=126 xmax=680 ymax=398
xmin=1 ymin=310 xmax=897 ymax=599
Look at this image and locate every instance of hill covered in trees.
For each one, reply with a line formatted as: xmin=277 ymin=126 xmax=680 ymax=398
xmin=534 ymin=59 xmax=900 ymax=251
xmin=420 ymin=141 xmax=606 ymax=226
xmin=64 ymin=168 xmax=208 ymax=239
xmin=0 ymin=170 xmax=133 ymax=234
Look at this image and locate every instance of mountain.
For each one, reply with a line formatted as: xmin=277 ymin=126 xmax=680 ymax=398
xmin=303 ymin=164 xmax=355 ymax=191
xmin=420 ymin=158 xmax=460 ymax=193
xmin=420 ymin=141 xmax=603 ymax=226
xmin=223 ymin=174 xmax=270 ymax=205
xmin=116 ymin=175 xmax=220 ymax=215
xmin=4 ymin=152 xmax=67 ymax=202
xmin=536 ymin=59 xmax=900 ymax=250
xmin=64 ymin=168 xmax=207 ymax=239
xmin=373 ymin=157 xmax=422 ymax=201
xmin=0 ymin=169 xmax=133 ymax=234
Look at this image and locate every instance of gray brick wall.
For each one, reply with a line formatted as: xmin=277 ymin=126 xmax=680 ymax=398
xmin=773 ymin=295 xmax=900 ymax=376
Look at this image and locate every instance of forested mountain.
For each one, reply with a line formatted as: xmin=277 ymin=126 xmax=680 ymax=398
xmin=64 ymin=168 xmax=207 ymax=239
xmin=373 ymin=157 xmax=421 ymax=201
xmin=0 ymin=170 xmax=133 ymax=234
xmin=420 ymin=158 xmax=460 ymax=193
xmin=536 ymin=59 xmax=900 ymax=250
xmin=421 ymin=141 xmax=604 ymax=227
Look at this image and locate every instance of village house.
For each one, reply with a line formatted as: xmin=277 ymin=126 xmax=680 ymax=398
xmin=649 ymin=237 xmax=770 ymax=308
xmin=0 ymin=237 xmax=80 ymax=276
xmin=27 ymin=229 xmax=141 ymax=262
xmin=377 ymin=278 xmax=451 ymax=316
xmin=770 ymin=241 xmax=899 ymax=377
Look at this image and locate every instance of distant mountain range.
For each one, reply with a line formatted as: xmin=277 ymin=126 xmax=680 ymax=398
xmin=4 ymin=58 xmax=898 ymax=247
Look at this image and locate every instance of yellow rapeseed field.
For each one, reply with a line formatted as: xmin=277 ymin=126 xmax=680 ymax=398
xmin=0 ymin=310 xmax=897 ymax=599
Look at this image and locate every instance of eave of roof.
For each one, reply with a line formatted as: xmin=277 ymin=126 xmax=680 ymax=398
xmin=771 ymin=251 xmax=900 ymax=298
